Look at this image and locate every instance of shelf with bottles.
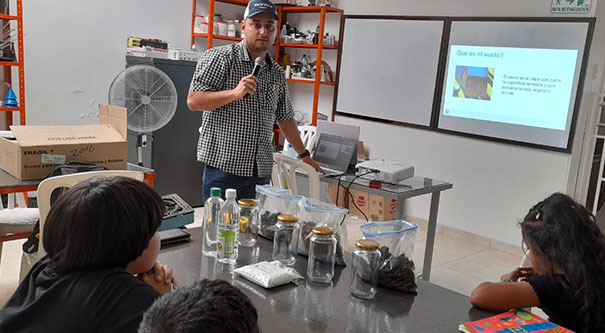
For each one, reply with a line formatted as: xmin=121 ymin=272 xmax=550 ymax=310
xmin=287 ymin=78 xmax=335 ymax=85
xmin=191 ymin=0 xmax=247 ymax=50
xmin=192 ymin=33 xmax=242 ymax=42
xmin=280 ymin=6 xmax=342 ymax=14
xmin=279 ymin=43 xmax=338 ymax=49
xmin=273 ymin=5 xmax=343 ymax=125
xmin=215 ymin=0 xmax=249 ymax=5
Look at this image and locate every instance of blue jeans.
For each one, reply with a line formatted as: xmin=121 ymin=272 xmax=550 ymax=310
xmin=202 ymin=165 xmax=271 ymax=202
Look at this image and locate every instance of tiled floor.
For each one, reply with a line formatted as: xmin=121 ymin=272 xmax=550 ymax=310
xmin=0 ymin=208 xmax=523 ymax=308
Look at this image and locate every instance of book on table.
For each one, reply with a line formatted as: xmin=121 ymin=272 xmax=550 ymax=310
xmin=459 ymin=309 xmax=573 ymax=333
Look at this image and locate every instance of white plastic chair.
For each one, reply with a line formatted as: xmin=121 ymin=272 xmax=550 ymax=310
xmin=520 ymin=254 xmax=531 ymax=268
xmin=0 ymin=192 xmax=39 ymax=277
xmin=282 ymin=125 xmax=318 ymax=152
xmin=273 ymin=152 xmax=320 ymax=200
xmin=19 ymin=170 xmax=144 ymax=280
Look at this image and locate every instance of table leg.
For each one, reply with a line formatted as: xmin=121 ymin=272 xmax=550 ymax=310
xmin=421 ymin=192 xmax=441 ymax=281
xmin=395 ymin=198 xmax=405 ymax=220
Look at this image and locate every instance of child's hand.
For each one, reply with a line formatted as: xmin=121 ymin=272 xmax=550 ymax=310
xmin=500 ymin=267 xmax=537 ymax=282
xmin=137 ymin=261 xmax=178 ymax=294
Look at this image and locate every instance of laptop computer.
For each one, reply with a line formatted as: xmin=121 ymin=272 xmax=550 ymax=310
xmin=312 ymin=133 xmax=358 ymax=176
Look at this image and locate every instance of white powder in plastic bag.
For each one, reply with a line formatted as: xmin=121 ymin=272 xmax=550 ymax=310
xmin=233 ymin=261 xmax=304 ymax=288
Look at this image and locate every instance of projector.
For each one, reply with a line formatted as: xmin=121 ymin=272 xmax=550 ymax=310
xmin=357 ymin=159 xmax=415 ymax=184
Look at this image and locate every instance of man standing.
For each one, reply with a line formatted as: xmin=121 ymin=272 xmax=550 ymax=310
xmin=188 ymin=0 xmax=322 ymax=201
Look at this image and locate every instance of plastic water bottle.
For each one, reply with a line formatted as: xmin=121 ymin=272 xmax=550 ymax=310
xmin=218 ymin=188 xmax=240 ymax=264
xmin=203 ymin=187 xmax=223 ymax=257
xmin=286 ymin=143 xmax=297 ymax=159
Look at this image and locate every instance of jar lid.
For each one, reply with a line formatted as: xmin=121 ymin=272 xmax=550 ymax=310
xmin=277 ymin=214 xmax=298 ymax=223
xmin=355 ymin=240 xmax=380 ymax=251
xmin=312 ymin=226 xmax=334 ymax=235
xmin=238 ymin=198 xmax=258 ymax=207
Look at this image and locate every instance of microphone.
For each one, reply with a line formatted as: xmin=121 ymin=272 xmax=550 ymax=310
xmin=252 ymin=56 xmax=265 ymax=77
xmin=245 ymin=57 xmax=266 ymax=98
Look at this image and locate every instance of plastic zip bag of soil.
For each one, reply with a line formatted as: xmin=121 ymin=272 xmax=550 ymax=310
xmin=297 ymin=197 xmax=348 ymax=266
xmin=361 ymin=220 xmax=419 ymax=294
xmin=256 ymin=185 xmax=302 ymax=240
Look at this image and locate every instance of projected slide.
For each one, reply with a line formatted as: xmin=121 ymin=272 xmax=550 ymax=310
xmin=442 ymin=45 xmax=578 ymax=130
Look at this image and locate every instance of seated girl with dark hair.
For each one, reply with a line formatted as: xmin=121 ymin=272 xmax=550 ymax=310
xmin=0 ymin=176 xmax=177 ymax=332
xmin=470 ymin=192 xmax=605 ymax=333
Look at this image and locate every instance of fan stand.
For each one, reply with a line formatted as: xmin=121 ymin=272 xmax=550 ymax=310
xmin=136 ymin=133 xmax=151 ymax=167
xmin=136 ymin=95 xmax=152 ymax=167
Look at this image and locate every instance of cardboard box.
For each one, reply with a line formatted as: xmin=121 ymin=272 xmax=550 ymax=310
xmin=347 ymin=188 xmax=370 ymax=219
xmin=327 ymin=184 xmax=397 ymax=221
xmin=358 ymin=141 xmax=368 ymax=160
xmin=0 ymin=105 xmax=128 ymax=180
xmin=327 ymin=183 xmax=347 ymax=208
xmin=369 ymin=193 xmax=398 ymax=221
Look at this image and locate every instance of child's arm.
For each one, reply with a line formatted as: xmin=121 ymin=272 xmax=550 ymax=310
xmin=137 ymin=262 xmax=177 ymax=294
xmin=500 ymin=267 xmax=537 ymax=282
xmin=470 ymin=280 xmax=540 ymax=311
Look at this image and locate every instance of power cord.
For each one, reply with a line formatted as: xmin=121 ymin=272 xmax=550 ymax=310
xmin=337 ymin=170 xmax=379 ymax=225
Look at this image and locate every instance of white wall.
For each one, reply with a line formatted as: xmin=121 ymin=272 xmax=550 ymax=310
xmin=18 ymin=0 xmax=605 ymax=245
xmin=21 ymin=0 xmax=191 ymax=125
xmin=331 ymin=0 xmax=605 ymax=245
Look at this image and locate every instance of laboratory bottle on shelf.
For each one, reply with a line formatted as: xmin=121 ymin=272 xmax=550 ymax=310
xmin=301 ymin=54 xmax=310 ymax=68
xmin=217 ymin=188 xmax=240 ymax=264
xmin=202 ymin=187 xmax=223 ymax=257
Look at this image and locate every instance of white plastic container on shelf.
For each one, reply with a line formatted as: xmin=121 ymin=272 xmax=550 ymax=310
xmin=217 ymin=21 xmax=228 ymax=36
xmin=194 ymin=15 xmax=205 ymax=34
xmin=200 ymin=22 xmax=208 ymax=34
xmin=227 ymin=20 xmax=236 ymax=37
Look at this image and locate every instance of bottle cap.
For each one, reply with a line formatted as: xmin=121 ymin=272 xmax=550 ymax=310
xmin=225 ymin=188 xmax=237 ymax=199
xmin=277 ymin=214 xmax=298 ymax=223
xmin=238 ymin=198 xmax=258 ymax=207
xmin=312 ymin=226 xmax=334 ymax=235
xmin=210 ymin=187 xmax=221 ymax=197
xmin=355 ymin=240 xmax=380 ymax=251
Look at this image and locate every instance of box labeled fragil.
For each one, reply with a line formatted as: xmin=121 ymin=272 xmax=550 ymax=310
xmin=347 ymin=188 xmax=370 ymax=219
xmin=369 ymin=194 xmax=398 ymax=221
xmin=327 ymin=184 xmax=347 ymax=208
xmin=0 ymin=105 xmax=128 ymax=180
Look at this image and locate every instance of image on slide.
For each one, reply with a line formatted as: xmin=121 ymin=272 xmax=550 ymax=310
xmin=453 ymin=66 xmax=495 ymax=101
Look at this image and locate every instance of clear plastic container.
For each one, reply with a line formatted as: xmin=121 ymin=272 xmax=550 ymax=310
xmin=217 ymin=21 xmax=228 ymax=36
xmin=227 ymin=20 xmax=236 ymax=37
xmin=350 ymin=239 xmax=381 ymax=299
xmin=238 ymin=198 xmax=258 ymax=247
xmin=217 ymin=189 xmax=240 ymax=265
xmin=202 ymin=187 xmax=223 ymax=257
xmin=272 ymin=214 xmax=300 ymax=266
xmin=194 ymin=15 xmax=205 ymax=34
xmin=307 ymin=226 xmax=337 ymax=283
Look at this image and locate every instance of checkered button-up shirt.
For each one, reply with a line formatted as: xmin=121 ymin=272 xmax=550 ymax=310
xmin=190 ymin=41 xmax=293 ymax=177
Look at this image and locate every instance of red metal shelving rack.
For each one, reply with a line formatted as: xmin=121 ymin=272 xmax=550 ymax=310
xmin=190 ymin=1 xmax=344 ymax=126
xmin=1 ymin=0 xmax=25 ymax=127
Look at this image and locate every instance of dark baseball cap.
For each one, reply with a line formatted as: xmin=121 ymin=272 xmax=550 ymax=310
xmin=244 ymin=0 xmax=279 ymax=21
